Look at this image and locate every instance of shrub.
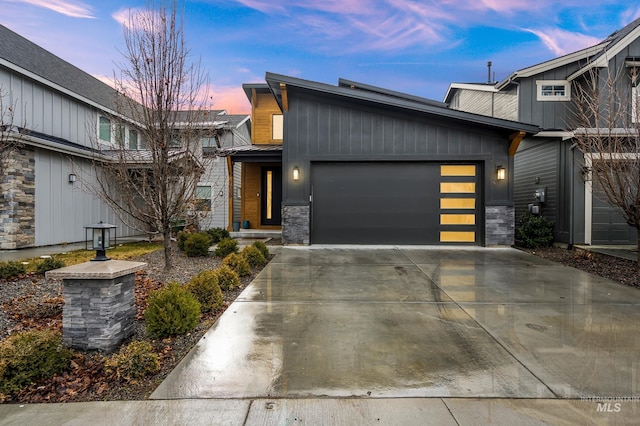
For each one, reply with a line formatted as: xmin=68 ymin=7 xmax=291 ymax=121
xmin=214 ymin=238 xmax=238 ymax=258
xmin=176 ymin=231 xmax=190 ymax=251
xmin=145 ymin=283 xmax=201 ymax=338
xmin=0 ymin=261 xmax=26 ymax=279
xmin=206 ymin=227 xmax=230 ymax=244
xmin=516 ymin=213 xmax=554 ymax=248
xmin=252 ymin=240 xmax=270 ymax=260
xmin=213 ymin=265 xmax=240 ymax=291
xmin=242 ymin=245 xmax=267 ymax=268
xmin=105 ymin=340 xmax=159 ymax=382
xmin=0 ymin=330 xmax=71 ymax=395
xmin=184 ymin=232 xmax=212 ymax=257
xmin=184 ymin=270 xmax=223 ymax=312
xmin=35 ymin=256 xmax=66 ymax=274
xmin=223 ymin=253 xmax=251 ymax=277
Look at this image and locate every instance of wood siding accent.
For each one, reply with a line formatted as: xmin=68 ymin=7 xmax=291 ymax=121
xmin=251 ymin=92 xmax=283 ymax=144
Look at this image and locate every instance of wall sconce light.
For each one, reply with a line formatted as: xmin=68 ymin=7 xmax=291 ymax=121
xmin=68 ymin=173 xmax=77 ymax=183
xmin=292 ymin=166 xmax=300 ymax=181
xmin=496 ymin=165 xmax=506 ymax=181
xmin=85 ymin=221 xmax=117 ymax=261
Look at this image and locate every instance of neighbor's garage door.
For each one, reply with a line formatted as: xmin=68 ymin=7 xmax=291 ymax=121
xmin=592 ymin=180 xmax=638 ymax=244
xmin=310 ymin=162 xmax=480 ymax=244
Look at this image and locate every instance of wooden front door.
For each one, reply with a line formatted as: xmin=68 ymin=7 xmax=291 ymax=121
xmin=261 ymin=166 xmax=282 ymax=226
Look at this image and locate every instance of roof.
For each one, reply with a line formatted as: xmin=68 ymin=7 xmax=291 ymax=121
xmin=443 ymin=83 xmax=499 ymax=104
xmin=338 ymin=78 xmax=447 ymax=108
xmin=242 ymin=83 xmax=270 ymax=103
xmin=217 ymin=143 xmax=282 ymax=162
xmin=496 ymin=17 xmax=640 ymax=89
xmin=264 ymin=72 xmax=539 ymax=135
xmin=0 ymin=24 xmax=121 ymax=112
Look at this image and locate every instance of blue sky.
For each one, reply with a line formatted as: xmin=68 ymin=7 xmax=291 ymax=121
xmin=1 ymin=0 xmax=639 ymax=113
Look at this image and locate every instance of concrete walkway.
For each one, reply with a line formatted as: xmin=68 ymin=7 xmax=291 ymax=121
xmin=2 ymin=246 xmax=640 ymax=424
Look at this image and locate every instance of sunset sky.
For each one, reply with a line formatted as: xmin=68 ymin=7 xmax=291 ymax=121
xmin=1 ymin=0 xmax=639 ymax=114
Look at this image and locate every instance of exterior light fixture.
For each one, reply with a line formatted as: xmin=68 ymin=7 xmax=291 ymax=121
xmin=496 ymin=165 xmax=506 ymax=181
xmin=68 ymin=173 xmax=77 ymax=183
xmin=85 ymin=221 xmax=117 ymax=261
xmin=292 ymin=166 xmax=300 ymax=181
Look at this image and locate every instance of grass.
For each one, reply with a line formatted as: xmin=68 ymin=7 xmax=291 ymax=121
xmin=19 ymin=242 xmax=162 ymax=272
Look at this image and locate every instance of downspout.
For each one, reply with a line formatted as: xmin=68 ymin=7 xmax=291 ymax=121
xmin=569 ymin=141 xmax=578 ymax=248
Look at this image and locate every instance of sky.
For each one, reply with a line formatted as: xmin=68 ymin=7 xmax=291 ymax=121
xmin=1 ymin=0 xmax=640 ymax=114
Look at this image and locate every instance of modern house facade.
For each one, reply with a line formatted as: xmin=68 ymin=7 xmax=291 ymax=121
xmin=232 ymin=73 xmax=538 ymax=245
xmin=446 ymin=18 xmax=640 ymax=246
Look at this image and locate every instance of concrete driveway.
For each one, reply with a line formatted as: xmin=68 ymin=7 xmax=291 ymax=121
xmin=151 ymin=246 xmax=640 ymax=400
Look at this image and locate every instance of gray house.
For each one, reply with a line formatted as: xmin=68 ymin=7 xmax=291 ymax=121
xmin=446 ymin=18 xmax=640 ymax=246
xmin=262 ymin=73 xmax=538 ymax=245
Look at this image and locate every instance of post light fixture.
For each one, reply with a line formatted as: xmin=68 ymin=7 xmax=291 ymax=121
xmin=85 ymin=221 xmax=117 ymax=261
xmin=496 ymin=165 xmax=506 ymax=181
xmin=292 ymin=166 xmax=300 ymax=181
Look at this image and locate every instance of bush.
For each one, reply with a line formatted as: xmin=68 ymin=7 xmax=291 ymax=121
xmin=105 ymin=340 xmax=159 ymax=382
xmin=214 ymin=238 xmax=238 ymax=258
xmin=206 ymin=227 xmax=230 ymax=244
xmin=242 ymin=245 xmax=267 ymax=268
xmin=0 ymin=330 xmax=71 ymax=395
xmin=0 ymin=261 xmax=26 ymax=279
xmin=176 ymin=231 xmax=190 ymax=251
xmin=252 ymin=240 xmax=269 ymax=260
xmin=213 ymin=265 xmax=240 ymax=291
xmin=184 ymin=270 xmax=223 ymax=313
xmin=35 ymin=256 xmax=66 ymax=274
xmin=223 ymin=253 xmax=251 ymax=277
xmin=516 ymin=213 xmax=554 ymax=248
xmin=145 ymin=283 xmax=201 ymax=338
xmin=184 ymin=232 xmax=212 ymax=257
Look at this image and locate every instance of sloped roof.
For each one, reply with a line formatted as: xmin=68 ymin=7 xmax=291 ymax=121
xmin=0 ymin=24 xmax=120 ymax=112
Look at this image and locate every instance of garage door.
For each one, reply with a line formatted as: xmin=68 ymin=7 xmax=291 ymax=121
xmin=592 ymin=181 xmax=638 ymax=244
xmin=310 ymin=162 xmax=480 ymax=244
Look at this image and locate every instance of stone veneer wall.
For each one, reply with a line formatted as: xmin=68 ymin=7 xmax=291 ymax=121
xmin=485 ymin=205 xmax=515 ymax=246
xmin=0 ymin=147 xmax=35 ymax=249
xmin=282 ymin=205 xmax=310 ymax=245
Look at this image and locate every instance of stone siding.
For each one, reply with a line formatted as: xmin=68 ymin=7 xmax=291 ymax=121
xmin=485 ymin=205 xmax=515 ymax=246
xmin=282 ymin=204 xmax=310 ymax=245
xmin=0 ymin=147 xmax=35 ymax=249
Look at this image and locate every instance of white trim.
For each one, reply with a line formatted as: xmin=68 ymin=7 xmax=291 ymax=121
xmin=584 ymin=156 xmax=593 ymax=245
xmin=533 ymin=131 xmax=574 ymax=140
xmin=536 ymin=80 xmax=571 ymax=101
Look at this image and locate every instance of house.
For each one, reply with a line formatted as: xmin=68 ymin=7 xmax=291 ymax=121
xmin=0 ymin=24 xmax=237 ymax=250
xmin=445 ymin=18 xmax=640 ymax=246
xmin=225 ymin=73 xmax=538 ymax=245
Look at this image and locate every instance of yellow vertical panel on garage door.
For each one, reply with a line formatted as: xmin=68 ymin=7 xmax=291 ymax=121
xmin=440 ymin=214 xmax=476 ymax=225
xmin=440 ymin=182 xmax=476 ymax=193
xmin=441 ymin=198 xmax=476 ymax=209
xmin=440 ymin=165 xmax=476 ymax=176
xmin=440 ymin=231 xmax=476 ymax=242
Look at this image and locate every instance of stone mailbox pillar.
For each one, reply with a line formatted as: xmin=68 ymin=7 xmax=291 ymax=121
xmin=46 ymin=260 xmax=147 ymax=352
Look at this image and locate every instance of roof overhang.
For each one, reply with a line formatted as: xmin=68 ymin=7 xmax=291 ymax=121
xmin=217 ymin=144 xmax=282 ymax=163
xmin=443 ymin=83 xmax=499 ymax=104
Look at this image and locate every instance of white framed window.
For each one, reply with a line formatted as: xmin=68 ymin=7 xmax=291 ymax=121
xmin=272 ymin=114 xmax=283 ymax=140
xmin=129 ymin=129 xmax=138 ymax=150
xmin=115 ymin=124 xmax=125 ymax=147
xmin=536 ymin=80 xmax=571 ymax=101
xmin=195 ymin=185 xmax=212 ymax=211
xmin=99 ymin=116 xmax=111 ymax=142
xmin=633 ymin=86 xmax=640 ymax=123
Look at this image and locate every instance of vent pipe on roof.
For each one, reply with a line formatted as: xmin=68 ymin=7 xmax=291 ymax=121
xmin=487 ymin=61 xmax=492 ymax=84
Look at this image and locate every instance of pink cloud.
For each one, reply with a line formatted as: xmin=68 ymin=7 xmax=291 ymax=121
xmin=9 ymin=0 xmax=94 ymax=18
xmin=524 ymin=27 xmax=601 ymax=56
xmin=209 ymin=86 xmax=251 ymax=114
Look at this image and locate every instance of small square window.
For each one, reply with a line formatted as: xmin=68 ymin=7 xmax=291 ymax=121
xmin=99 ymin=116 xmax=111 ymax=142
xmin=195 ymin=185 xmax=212 ymax=211
xmin=537 ymin=80 xmax=570 ymax=101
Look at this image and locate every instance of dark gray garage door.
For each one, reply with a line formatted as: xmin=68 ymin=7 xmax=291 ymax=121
xmin=592 ymin=182 xmax=638 ymax=244
xmin=310 ymin=162 xmax=480 ymax=244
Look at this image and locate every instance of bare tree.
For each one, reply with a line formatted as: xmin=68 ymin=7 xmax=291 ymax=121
xmin=0 ymin=85 xmax=24 ymax=178
xmin=94 ymin=0 xmax=211 ymax=270
xmin=572 ymin=66 xmax=640 ymax=267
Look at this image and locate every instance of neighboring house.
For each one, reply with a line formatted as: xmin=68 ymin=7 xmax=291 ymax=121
xmin=0 ymin=24 xmax=232 ymax=249
xmin=225 ymin=73 xmax=538 ymax=245
xmin=445 ymin=18 xmax=640 ymax=246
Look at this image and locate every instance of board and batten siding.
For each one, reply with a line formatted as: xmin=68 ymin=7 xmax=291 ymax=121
xmin=450 ymin=88 xmax=518 ymax=121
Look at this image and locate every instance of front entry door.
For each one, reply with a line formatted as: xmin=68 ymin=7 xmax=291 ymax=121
xmin=261 ymin=166 xmax=282 ymax=226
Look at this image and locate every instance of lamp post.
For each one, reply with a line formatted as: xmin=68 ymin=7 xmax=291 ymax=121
xmin=85 ymin=222 xmax=117 ymax=261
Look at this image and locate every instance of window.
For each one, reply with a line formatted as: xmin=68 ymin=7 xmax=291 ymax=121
xmin=115 ymin=124 xmax=125 ymax=147
xmin=537 ymin=80 xmax=570 ymax=101
xmin=129 ymin=129 xmax=138 ymax=150
xmin=201 ymin=137 xmax=217 ymax=148
xmin=99 ymin=116 xmax=111 ymax=142
xmin=272 ymin=114 xmax=283 ymax=140
xmin=195 ymin=186 xmax=212 ymax=211
xmin=633 ymin=86 xmax=640 ymax=123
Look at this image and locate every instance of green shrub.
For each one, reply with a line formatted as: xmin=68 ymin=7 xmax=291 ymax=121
xmin=105 ymin=340 xmax=159 ymax=382
xmin=145 ymin=283 xmax=201 ymax=338
xmin=516 ymin=213 xmax=554 ymax=248
xmin=213 ymin=265 xmax=240 ymax=291
xmin=184 ymin=232 xmax=212 ymax=257
xmin=252 ymin=240 xmax=269 ymax=260
xmin=0 ymin=261 xmax=26 ymax=279
xmin=206 ymin=227 xmax=230 ymax=244
xmin=223 ymin=253 xmax=251 ymax=277
xmin=242 ymin=245 xmax=267 ymax=268
xmin=0 ymin=330 xmax=71 ymax=395
xmin=176 ymin=231 xmax=190 ymax=251
xmin=214 ymin=238 xmax=238 ymax=258
xmin=184 ymin=270 xmax=223 ymax=313
xmin=35 ymin=256 xmax=66 ymax=274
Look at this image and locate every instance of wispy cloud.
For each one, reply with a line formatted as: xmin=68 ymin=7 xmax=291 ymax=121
xmin=524 ymin=27 xmax=601 ymax=56
xmin=621 ymin=6 xmax=640 ymax=25
xmin=8 ymin=0 xmax=94 ymax=18
xmin=208 ymin=85 xmax=251 ymax=113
